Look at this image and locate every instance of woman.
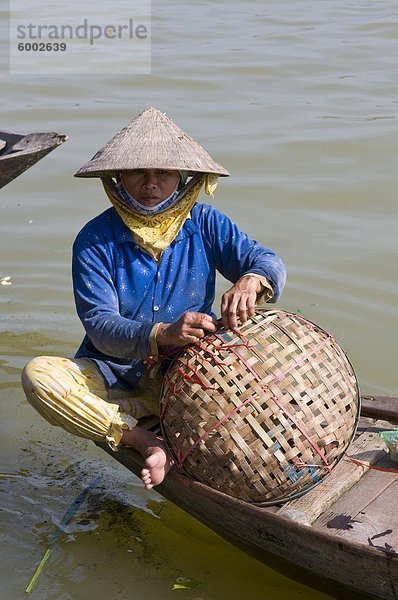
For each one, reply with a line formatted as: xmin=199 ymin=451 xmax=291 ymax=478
xmin=22 ymin=108 xmax=286 ymax=489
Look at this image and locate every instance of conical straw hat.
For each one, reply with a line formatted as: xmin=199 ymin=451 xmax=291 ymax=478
xmin=75 ymin=107 xmax=230 ymax=178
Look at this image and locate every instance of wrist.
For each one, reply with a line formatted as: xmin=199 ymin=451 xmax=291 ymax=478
xmin=241 ymin=273 xmax=273 ymax=301
xmin=241 ymin=274 xmax=262 ymax=293
xmin=155 ymin=322 xmax=169 ymax=346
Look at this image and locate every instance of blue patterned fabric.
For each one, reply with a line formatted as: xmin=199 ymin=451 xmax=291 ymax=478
xmin=72 ymin=203 xmax=287 ymax=389
xmin=115 ymin=180 xmax=180 ymax=215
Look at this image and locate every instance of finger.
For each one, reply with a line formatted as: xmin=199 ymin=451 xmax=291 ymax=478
xmin=237 ymin=292 xmax=257 ymax=324
xmin=182 ymin=311 xmax=206 ymax=325
xmin=221 ymin=293 xmax=229 ymax=314
xmin=247 ymin=293 xmax=256 ymax=318
xmin=237 ymin=296 xmax=248 ymax=325
xmin=224 ymin=296 xmax=240 ymax=331
xmin=221 ymin=298 xmax=230 ymax=329
xmin=201 ymin=320 xmax=217 ymax=333
xmin=188 ymin=313 xmax=217 ymax=332
xmin=220 ymin=293 xmax=231 ymax=329
xmin=179 ymin=323 xmax=208 ymax=339
xmin=175 ymin=334 xmax=202 ymax=347
xmin=187 ymin=327 xmax=205 ymax=339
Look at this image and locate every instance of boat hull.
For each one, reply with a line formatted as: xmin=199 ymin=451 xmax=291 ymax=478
xmin=97 ymin=433 xmax=397 ymax=600
xmin=0 ymin=130 xmax=67 ymax=188
xmin=94 ymin=396 xmax=398 ymax=600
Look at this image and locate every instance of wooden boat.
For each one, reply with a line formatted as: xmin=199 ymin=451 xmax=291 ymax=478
xmin=97 ymin=395 xmax=398 ymax=600
xmin=0 ymin=129 xmax=67 ymax=188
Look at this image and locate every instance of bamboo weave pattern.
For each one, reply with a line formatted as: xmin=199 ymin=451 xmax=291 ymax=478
xmin=160 ymin=308 xmax=360 ymax=505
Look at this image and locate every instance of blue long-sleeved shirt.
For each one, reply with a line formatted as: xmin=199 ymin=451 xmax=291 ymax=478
xmin=72 ymin=203 xmax=286 ymax=389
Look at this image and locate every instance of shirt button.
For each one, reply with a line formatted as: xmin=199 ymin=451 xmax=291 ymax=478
xmin=153 ymin=305 xmax=160 ymax=311
xmin=136 ymin=371 xmax=142 ymax=377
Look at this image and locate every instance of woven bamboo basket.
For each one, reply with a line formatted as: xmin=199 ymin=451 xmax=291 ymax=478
xmin=160 ymin=308 xmax=360 ymax=505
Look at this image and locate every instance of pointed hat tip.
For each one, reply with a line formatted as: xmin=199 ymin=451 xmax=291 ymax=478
xmin=142 ymin=106 xmax=165 ymax=114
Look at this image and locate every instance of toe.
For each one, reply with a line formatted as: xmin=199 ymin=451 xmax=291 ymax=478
xmin=141 ymin=469 xmax=151 ymax=482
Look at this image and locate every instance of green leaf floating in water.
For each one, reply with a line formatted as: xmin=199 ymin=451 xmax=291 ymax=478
xmin=172 ymin=577 xmax=202 ymax=590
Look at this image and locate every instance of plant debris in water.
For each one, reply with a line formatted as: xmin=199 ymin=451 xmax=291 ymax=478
xmin=172 ymin=576 xmax=202 ymax=590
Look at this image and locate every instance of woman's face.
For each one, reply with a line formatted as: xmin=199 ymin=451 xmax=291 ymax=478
xmin=121 ymin=169 xmax=180 ymax=207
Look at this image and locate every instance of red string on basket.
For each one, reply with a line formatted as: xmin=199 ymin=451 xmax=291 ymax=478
xmin=270 ymin=395 xmax=332 ymax=472
xmin=160 ymin=379 xmax=178 ymax=421
xmin=176 ymin=360 xmax=217 ymax=391
xmin=345 ymin=456 xmax=398 ymax=474
xmin=175 ymin=394 xmax=256 ymax=469
xmin=191 ymin=340 xmax=227 ymax=367
xmin=212 ymin=330 xmax=333 ymax=472
xmin=163 ymin=323 xmax=334 ymax=473
xmin=294 ymin=460 xmax=332 ymax=470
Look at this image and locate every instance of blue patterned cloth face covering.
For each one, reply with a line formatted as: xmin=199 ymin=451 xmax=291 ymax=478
xmin=115 ymin=181 xmax=180 ymax=215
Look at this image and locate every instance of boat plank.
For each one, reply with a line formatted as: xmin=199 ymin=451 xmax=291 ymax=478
xmin=277 ymin=419 xmax=396 ymax=525
xmin=315 ymin=455 xmax=398 ymax=528
xmin=314 ymin=458 xmax=398 ymax=551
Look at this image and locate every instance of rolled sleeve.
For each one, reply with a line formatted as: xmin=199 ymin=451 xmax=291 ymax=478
xmin=149 ymin=322 xmax=162 ymax=357
xmin=241 ymin=273 xmax=274 ymax=303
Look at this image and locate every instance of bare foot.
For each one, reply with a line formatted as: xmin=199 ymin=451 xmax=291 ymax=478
xmin=141 ymin=443 xmax=174 ymax=490
xmin=121 ymin=426 xmax=174 ymax=490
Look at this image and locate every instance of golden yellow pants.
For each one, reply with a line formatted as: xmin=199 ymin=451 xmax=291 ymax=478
xmin=21 ymin=356 xmax=162 ymax=450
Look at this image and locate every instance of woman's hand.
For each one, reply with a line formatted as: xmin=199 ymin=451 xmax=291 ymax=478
xmin=156 ymin=312 xmax=217 ymax=347
xmin=221 ymin=276 xmax=262 ymax=331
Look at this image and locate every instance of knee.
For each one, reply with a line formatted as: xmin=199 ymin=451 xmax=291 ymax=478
xmin=21 ymin=356 xmax=61 ymax=402
xmin=21 ymin=356 xmax=46 ymax=395
xmin=21 ymin=356 xmax=69 ymax=426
